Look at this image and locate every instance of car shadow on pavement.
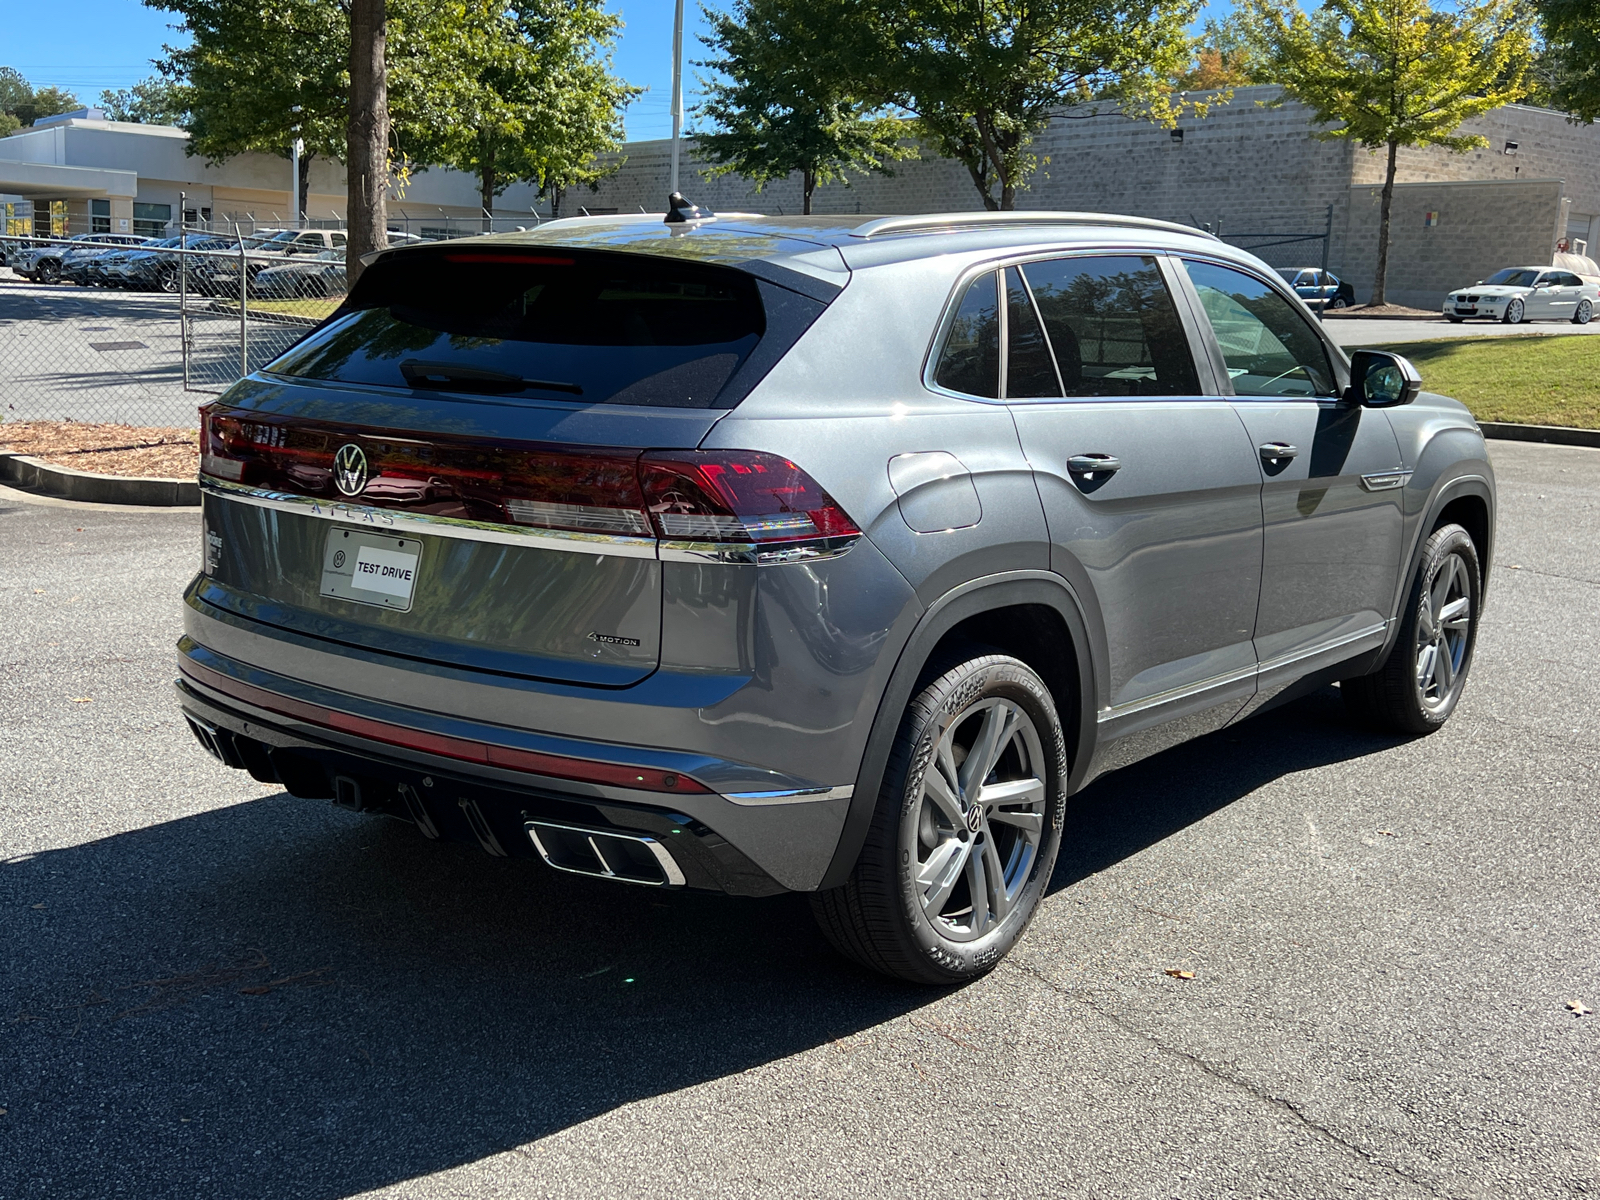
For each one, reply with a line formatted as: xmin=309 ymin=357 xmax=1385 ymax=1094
xmin=1050 ymin=684 xmax=1408 ymax=893
xmin=1 ymin=687 xmax=1400 ymax=1199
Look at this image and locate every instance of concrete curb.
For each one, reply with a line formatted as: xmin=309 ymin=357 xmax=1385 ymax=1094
xmin=0 ymin=452 xmax=199 ymax=506
xmin=1479 ymin=422 xmax=1600 ymax=449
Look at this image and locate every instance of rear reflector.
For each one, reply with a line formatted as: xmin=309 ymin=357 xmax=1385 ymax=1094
xmin=180 ymin=660 xmax=709 ymax=795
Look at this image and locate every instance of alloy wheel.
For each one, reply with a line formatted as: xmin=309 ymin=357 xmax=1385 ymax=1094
xmin=1415 ymin=551 xmax=1472 ymax=710
xmin=1576 ymin=300 xmax=1592 ymax=325
xmin=913 ymin=697 xmax=1048 ymax=942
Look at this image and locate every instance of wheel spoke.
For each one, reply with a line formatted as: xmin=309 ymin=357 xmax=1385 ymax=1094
xmin=958 ymin=703 xmax=1008 ymax=797
xmin=981 ymin=834 xmax=1011 ymax=920
xmin=919 ymin=839 xmax=968 ymax=914
xmin=1439 ymin=597 xmax=1471 ymax=630
xmin=1430 ymin=556 xmax=1457 ymax=617
xmin=1434 ymin=638 xmax=1455 ymax=692
xmin=1416 ymin=642 xmax=1438 ymax=694
xmin=966 ymin=845 xmax=990 ymax=930
xmin=923 ymin=764 xmax=966 ymax=829
xmin=977 ymin=776 xmax=1044 ymax=808
xmin=987 ymin=806 xmax=1044 ymax=835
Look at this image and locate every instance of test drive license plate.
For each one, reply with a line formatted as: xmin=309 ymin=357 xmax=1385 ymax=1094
xmin=319 ymin=527 xmax=422 ymax=612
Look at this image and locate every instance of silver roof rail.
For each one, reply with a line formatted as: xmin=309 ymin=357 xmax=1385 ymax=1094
xmin=849 ymin=211 xmax=1220 ymax=242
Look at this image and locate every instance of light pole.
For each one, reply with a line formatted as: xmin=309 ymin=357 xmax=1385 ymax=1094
xmin=669 ymin=0 xmax=684 ymax=196
xmin=289 ymin=105 xmax=303 ymax=229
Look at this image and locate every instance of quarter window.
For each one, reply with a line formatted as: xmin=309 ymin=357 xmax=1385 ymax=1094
xmin=1020 ymin=255 xmax=1200 ymax=397
xmin=1182 ymin=260 xmax=1337 ymax=398
xmin=934 ymin=272 xmax=1000 ymax=398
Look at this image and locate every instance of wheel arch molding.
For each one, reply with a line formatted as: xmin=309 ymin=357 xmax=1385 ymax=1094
xmin=1378 ymin=472 xmax=1495 ymax=665
xmin=817 ymin=571 xmax=1098 ymax=891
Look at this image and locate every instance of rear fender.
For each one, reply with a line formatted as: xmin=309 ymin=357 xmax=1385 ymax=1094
xmin=817 ymin=571 xmax=1098 ymax=890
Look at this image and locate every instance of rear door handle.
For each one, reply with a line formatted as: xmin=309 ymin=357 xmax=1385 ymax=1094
xmin=1068 ymin=453 xmax=1122 ymax=476
xmin=1259 ymin=442 xmax=1299 ymax=462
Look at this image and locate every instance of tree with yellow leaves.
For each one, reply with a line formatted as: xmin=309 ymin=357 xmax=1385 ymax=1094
xmin=1244 ymin=0 xmax=1533 ymax=305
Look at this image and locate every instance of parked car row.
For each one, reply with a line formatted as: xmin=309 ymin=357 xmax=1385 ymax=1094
xmin=4 ymin=228 xmax=424 ymax=297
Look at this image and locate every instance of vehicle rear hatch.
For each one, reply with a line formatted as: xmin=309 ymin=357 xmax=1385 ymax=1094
xmin=195 ymin=240 xmax=835 ymax=687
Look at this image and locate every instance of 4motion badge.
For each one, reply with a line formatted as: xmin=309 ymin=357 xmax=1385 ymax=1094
xmin=587 ymin=632 xmax=642 ymax=647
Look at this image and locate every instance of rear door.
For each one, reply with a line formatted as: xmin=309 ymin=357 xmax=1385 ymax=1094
xmin=1177 ymin=257 xmax=1405 ymax=698
xmin=986 ymin=254 xmax=1265 ymax=759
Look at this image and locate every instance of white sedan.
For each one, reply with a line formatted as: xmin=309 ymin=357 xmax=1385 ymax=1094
xmin=1445 ymin=267 xmax=1598 ymax=324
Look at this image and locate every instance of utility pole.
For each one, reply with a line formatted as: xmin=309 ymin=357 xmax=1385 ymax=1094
xmin=669 ymin=0 xmax=684 ymax=196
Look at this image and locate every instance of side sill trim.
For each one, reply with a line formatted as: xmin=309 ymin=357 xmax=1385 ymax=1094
xmin=723 ymin=784 xmax=855 ymax=806
xmin=1257 ymin=621 xmax=1389 ymax=675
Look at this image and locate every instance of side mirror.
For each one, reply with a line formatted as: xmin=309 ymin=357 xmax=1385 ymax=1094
xmin=1345 ymin=350 xmax=1421 ymax=408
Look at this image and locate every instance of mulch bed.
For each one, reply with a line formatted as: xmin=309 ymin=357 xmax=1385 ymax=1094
xmin=1323 ymin=303 xmax=1441 ymax=318
xmin=0 ymin=421 xmax=199 ymax=478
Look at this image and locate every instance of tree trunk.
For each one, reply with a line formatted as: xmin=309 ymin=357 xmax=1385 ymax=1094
xmin=479 ymin=135 xmax=497 ymax=232
xmin=549 ymin=186 xmax=564 ymax=220
xmin=1371 ymin=138 xmax=1398 ymax=308
xmin=999 ymin=181 xmax=1016 ymax=211
xmin=802 ymin=166 xmax=814 ymax=216
xmin=346 ymin=0 xmax=388 ymax=286
xmin=297 ymin=150 xmax=314 ymax=227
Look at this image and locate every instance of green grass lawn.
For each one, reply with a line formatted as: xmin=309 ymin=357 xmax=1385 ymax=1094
xmin=1375 ymin=334 xmax=1600 ymax=429
xmin=246 ymin=297 xmax=342 ymax=320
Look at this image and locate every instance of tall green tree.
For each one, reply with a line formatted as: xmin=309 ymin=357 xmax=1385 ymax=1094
xmin=414 ymin=0 xmax=636 ymax=224
xmin=0 ymin=68 xmax=80 ymax=135
xmin=1244 ymin=0 xmax=1533 ymax=305
xmin=99 ymin=77 xmax=192 ymax=125
xmin=838 ymin=0 xmax=1200 ymax=210
xmin=692 ymin=0 xmax=912 ymax=215
xmin=1537 ymin=0 xmax=1600 ymax=120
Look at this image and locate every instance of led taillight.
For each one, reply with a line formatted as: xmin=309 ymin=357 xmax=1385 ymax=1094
xmin=638 ymin=451 xmax=861 ymax=544
xmin=199 ymin=406 xmax=251 ymax=482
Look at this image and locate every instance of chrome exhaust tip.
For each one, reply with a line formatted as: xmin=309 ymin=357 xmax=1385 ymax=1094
xmin=524 ymin=820 xmax=686 ymax=887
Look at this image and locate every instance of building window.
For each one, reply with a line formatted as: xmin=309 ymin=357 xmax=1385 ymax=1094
xmin=92 ymin=198 xmax=111 ymax=233
xmin=133 ymin=201 xmax=173 ymax=237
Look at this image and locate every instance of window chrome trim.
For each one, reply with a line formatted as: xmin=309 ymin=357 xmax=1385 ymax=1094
xmin=200 ymin=475 xmax=659 ymax=559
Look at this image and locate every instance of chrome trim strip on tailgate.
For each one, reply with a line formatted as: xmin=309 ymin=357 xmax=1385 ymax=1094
xmin=724 ymin=784 xmax=854 ymax=806
xmin=200 ymin=476 xmax=659 ymax=559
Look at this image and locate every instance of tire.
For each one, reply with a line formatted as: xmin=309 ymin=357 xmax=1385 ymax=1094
xmin=1573 ymin=299 xmax=1592 ymax=326
xmin=157 ymin=266 xmax=179 ymax=294
xmin=1502 ymin=297 xmax=1525 ymax=324
xmin=1447 ymin=317 xmax=1464 ymax=324
xmin=810 ymin=653 xmax=1067 ymax=985
xmin=36 ymin=260 xmax=61 ymax=284
xmin=1329 ymin=296 xmax=1349 ymax=310
xmin=1342 ymin=524 xmax=1480 ymax=735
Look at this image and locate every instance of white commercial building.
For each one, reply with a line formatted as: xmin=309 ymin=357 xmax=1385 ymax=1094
xmin=0 ymin=109 xmax=555 ymax=238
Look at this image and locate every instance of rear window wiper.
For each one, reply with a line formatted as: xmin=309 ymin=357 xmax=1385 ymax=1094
xmin=399 ymin=359 xmax=583 ymax=395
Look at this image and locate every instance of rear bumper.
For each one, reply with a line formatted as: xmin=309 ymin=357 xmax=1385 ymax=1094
xmin=176 ymin=633 xmax=855 ymax=892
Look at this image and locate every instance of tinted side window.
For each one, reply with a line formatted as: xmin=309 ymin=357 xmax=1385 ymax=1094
xmin=1182 ymin=260 xmax=1337 ymax=398
xmin=1021 ymin=255 xmax=1200 ymax=397
xmin=935 ymin=272 xmax=1000 ymax=398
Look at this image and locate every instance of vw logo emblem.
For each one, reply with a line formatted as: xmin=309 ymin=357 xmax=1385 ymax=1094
xmin=333 ymin=443 xmax=368 ymax=497
xmin=965 ymin=805 xmax=983 ymax=834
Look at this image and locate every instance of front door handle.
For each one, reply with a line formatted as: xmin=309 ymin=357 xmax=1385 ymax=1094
xmin=1068 ymin=453 xmax=1122 ymax=476
xmin=1259 ymin=442 xmax=1299 ymax=463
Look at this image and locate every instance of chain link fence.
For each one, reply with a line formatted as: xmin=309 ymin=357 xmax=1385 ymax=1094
xmin=1 ymin=231 xmax=384 ymax=429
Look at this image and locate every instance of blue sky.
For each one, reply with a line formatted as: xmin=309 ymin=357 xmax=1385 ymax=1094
xmin=3 ymin=0 xmax=1223 ymax=143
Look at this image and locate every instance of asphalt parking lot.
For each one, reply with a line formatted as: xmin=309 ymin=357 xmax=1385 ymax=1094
xmin=0 ymin=271 xmax=301 ymax=427
xmin=1326 ymin=315 xmax=1600 ymax=347
xmin=1 ymin=441 xmax=1597 ymax=1200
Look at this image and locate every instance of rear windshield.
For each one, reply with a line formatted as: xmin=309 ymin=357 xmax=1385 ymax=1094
xmin=267 ymin=249 xmax=769 ymax=408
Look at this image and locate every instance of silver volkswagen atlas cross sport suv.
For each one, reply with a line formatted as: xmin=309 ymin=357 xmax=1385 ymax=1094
xmin=179 ymin=208 xmax=1494 ymax=985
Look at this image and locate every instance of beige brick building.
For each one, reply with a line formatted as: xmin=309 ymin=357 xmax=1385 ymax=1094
xmin=581 ymin=86 xmax=1600 ymax=308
